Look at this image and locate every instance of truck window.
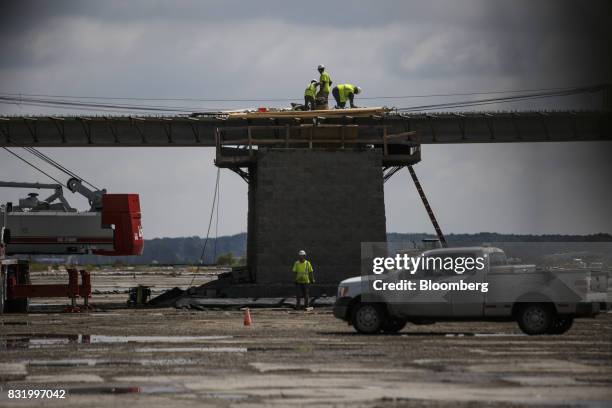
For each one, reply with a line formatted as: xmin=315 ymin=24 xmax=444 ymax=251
xmin=488 ymin=251 xmax=507 ymax=266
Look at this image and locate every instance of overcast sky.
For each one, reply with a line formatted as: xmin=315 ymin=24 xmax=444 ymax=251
xmin=1 ymin=0 xmax=611 ymax=238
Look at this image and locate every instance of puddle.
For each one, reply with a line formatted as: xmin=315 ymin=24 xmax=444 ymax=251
xmin=0 ymin=334 xmax=233 ymax=349
xmin=27 ymin=374 xmax=104 ymax=383
xmin=502 ymin=375 xmax=580 ymax=386
xmin=67 ymin=385 xmax=179 ymax=395
xmin=570 ymin=401 xmax=612 ymax=408
xmin=469 ymin=348 xmax=557 ymax=356
xmin=206 ymin=392 xmax=248 ymax=401
xmin=135 ymin=347 xmax=247 ymax=353
xmin=247 ymin=346 xmax=294 ymax=352
xmin=137 ymin=358 xmax=200 ymax=366
xmin=26 ymin=359 xmax=107 ymax=367
xmin=250 ymin=362 xmax=423 ymax=374
xmin=89 ymin=313 xmax=125 ymax=317
xmin=443 ymin=333 xmax=524 ymax=338
xmin=24 ymin=358 xmax=202 ymax=367
xmin=87 ymin=335 xmax=232 ymax=343
xmin=398 ymin=332 xmax=522 ymax=338
xmin=0 ymin=363 xmax=27 ymax=380
xmin=1 ymin=334 xmax=81 ymax=349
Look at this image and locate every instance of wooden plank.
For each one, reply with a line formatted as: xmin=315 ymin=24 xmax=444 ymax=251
xmin=227 ymin=107 xmax=388 ymax=119
xmin=220 ymin=138 xmax=409 ymax=145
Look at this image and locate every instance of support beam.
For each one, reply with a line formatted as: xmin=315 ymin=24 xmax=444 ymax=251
xmin=0 ymin=111 xmax=609 ymax=146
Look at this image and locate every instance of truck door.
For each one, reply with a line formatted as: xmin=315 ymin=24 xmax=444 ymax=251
xmin=394 ymin=255 xmax=454 ymax=318
xmin=449 ymin=251 xmax=487 ymax=317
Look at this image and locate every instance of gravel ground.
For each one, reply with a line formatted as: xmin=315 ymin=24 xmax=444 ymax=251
xmin=0 ymin=271 xmax=611 ymax=407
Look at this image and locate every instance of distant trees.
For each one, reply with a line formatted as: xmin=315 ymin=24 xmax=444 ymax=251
xmin=216 ymin=252 xmax=246 ymax=266
xmin=43 ymin=232 xmax=611 ymax=266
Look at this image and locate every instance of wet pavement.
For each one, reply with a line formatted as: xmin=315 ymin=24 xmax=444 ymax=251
xmin=1 ymin=270 xmax=611 ymax=406
xmin=1 ymin=307 xmax=611 ymax=407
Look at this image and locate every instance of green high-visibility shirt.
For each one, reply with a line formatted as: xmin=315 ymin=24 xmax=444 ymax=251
xmin=293 ymin=260 xmax=313 ymax=283
xmin=304 ymin=83 xmax=317 ymax=97
xmin=337 ymin=84 xmax=355 ymax=103
xmin=319 ymin=71 xmax=331 ymax=94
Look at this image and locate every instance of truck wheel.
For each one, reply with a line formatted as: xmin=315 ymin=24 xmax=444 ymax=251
xmin=351 ymin=302 xmax=385 ymax=334
xmin=516 ymin=303 xmax=553 ymax=335
xmin=547 ymin=316 xmax=574 ymax=335
xmin=382 ymin=318 xmax=407 ymax=334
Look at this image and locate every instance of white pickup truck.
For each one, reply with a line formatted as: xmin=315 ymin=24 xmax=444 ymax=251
xmin=334 ymin=246 xmax=607 ymax=335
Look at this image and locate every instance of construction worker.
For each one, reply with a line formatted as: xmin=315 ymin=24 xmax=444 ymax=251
xmin=292 ymin=249 xmax=314 ymax=310
xmin=332 ymin=84 xmax=362 ymax=109
xmin=304 ymin=79 xmax=318 ymax=111
xmin=316 ymin=64 xmax=332 ymax=104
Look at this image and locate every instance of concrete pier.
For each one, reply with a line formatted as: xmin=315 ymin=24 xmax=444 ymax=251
xmin=241 ymin=148 xmax=386 ymax=295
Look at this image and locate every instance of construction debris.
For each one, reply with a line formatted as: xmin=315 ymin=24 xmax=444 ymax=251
xmin=173 ymin=295 xmax=335 ymax=310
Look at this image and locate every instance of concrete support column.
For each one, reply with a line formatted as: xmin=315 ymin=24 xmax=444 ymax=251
xmin=246 ymin=148 xmax=387 ymax=295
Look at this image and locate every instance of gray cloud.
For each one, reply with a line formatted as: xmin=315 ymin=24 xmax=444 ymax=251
xmin=0 ymin=1 xmax=610 ymax=237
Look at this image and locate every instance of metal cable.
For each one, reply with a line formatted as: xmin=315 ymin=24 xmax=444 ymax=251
xmin=188 ymin=168 xmax=221 ymax=288
xmin=0 ymin=100 xmax=187 ymax=114
xmin=23 ymin=147 xmax=100 ymax=190
xmin=396 ymin=85 xmax=603 ymax=112
xmin=0 ymin=84 xmax=601 ymax=102
xmin=213 ymin=172 xmax=220 ymax=263
xmin=0 ymin=84 xmax=604 ymax=114
xmin=2 ymin=147 xmax=65 ymax=185
xmin=0 ymin=95 xmax=199 ymax=113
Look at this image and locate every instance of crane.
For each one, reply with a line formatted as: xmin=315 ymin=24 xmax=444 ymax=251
xmin=0 ymin=176 xmax=143 ymax=313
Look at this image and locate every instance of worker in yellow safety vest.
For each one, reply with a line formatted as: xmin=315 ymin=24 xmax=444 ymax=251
xmin=292 ymin=249 xmax=315 ymax=310
xmin=304 ymin=79 xmax=318 ymax=111
xmin=332 ymin=83 xmax=362 ymax=109
xmin=316 ymin=64 xmax=332 ymax=103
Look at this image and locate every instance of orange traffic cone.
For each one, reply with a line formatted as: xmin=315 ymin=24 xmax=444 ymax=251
xmin=243 ymin=308 xmax=253 ymax=326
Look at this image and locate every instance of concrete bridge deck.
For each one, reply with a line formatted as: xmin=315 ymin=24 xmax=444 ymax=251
xmin=1 ymin=110 xmax=610 ymax=147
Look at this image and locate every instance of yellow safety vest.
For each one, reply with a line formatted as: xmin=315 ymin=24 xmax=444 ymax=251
xmin=304 ymin=83 xmax=317 ymax=97
xmin=319 ymin=71 xmax=331 ymax=94
xmin=337 ymin=84 xmax=355 ymax=103
xmin=293 ymin=260 xmax=313 ymax=283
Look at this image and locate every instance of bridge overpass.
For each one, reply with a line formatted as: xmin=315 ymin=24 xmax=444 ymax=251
xmin=1 ymin=110 xmax=610 ymax=146
xmin=1 ymin=109 xmax=611 ymax=297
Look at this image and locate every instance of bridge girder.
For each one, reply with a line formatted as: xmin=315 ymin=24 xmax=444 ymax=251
xmin=0 ymin=111 xmax=610 ymax=147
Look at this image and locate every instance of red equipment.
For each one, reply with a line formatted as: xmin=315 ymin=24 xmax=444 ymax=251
xmin=94 ymin=194 xmax=143 ymax=256
xmin=1 ymin=179 xmax=143 ymax=313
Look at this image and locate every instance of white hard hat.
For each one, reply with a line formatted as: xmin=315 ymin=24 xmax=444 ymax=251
xmin=298 ymin=250 xmax=307 ymax=256
xmin=311 ymin=79 xmax=318 ymax=83
xmin=354 ymin=86 xmax=362 ymax=94
xmin=317 ymin=64 xmax=325 ymax=70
